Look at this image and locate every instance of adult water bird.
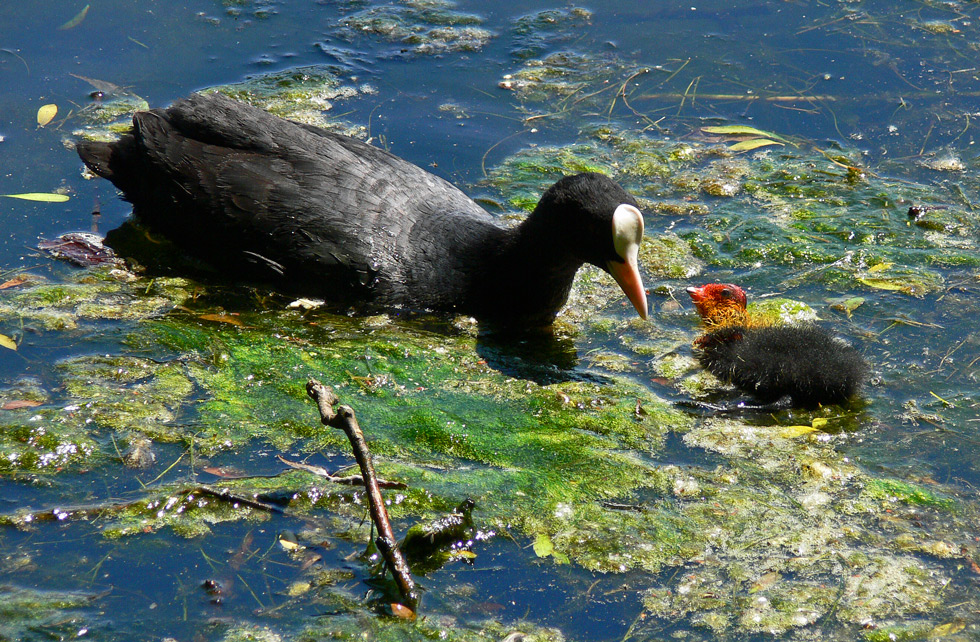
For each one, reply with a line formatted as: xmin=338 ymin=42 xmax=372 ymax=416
xmin=76 ymin=93 xmax=648 ymax=327
xmin=687 ymin=283 xmax=866 ymax=408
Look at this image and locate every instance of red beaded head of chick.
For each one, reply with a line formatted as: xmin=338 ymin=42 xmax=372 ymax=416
xmin=686 ymin=283 xmax=748 ymax=326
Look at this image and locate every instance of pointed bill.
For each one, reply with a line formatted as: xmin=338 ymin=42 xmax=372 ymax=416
xmin=609 ymin=203 xmax=647 ymax=319
xmin=607 ymin=257 xmax=647 ymax=319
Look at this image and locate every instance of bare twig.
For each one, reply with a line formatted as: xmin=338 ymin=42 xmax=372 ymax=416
xmin=306 ymin=379 xmax=419 ymax=611
xmin=277 ymin=455 xmax=408 ymax=489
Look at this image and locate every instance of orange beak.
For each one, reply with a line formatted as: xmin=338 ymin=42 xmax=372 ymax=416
xmin=686 ymin=285 xmax=709 ymax=315
xmin=607 ymin=259 xmax=648 ymax=319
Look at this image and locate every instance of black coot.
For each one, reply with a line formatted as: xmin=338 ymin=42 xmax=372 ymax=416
xmin=77 ymin=93 xmax=648 ymax=327
xmin=687 ymin=283 xmax=867 ymax=407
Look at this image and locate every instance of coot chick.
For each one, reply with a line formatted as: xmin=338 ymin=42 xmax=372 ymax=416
xmin=76 ymin=93 xmax=648 ymax=327
xmin=686 ymin=283 xmax=866 ymax=407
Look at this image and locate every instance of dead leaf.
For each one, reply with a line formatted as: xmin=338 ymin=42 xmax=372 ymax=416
xmin=58 ymin=4 xmax=90 ymax=30
xmin=930 ymin=621 xmax=965 ymax=637
xmin=0 ymin=276 xmax=29 ymax=289
xmin=389 ymin=603 xmax=416 ymax=620
xmin=37 ymin=104 xmax=58 ymax=127
xmin=198 ymin=313 xmax=243 ymax=326
xmin=858 ymin=277 xmax=905 ymax=292
xmin=0 ymin=334 xmax=16 ymax=351
xmin=778 ymin=424 xmax=817 ymax=438
xmin=3 ymin=400 xmax=42 ymax=410
xmin=279 ymin=538 xmax=301 ymax=552
xmin=702 ymin=125 xmax=790 ymax=144
xmin=729 ymin=138 xmax=784 ymax=152
xmin=1 ymin=192 xmax=69 ymax=203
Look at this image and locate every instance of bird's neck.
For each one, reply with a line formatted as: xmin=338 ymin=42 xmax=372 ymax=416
xmin=702 ymin=307 xmax=748 ymax=328
xmin=470 ymin=214 xmax=584 ymax=325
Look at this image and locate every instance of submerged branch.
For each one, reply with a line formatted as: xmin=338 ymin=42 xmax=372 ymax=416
xmin=306 ymin=378 xmax=419 ymax=611
xmin=277 ymin=455 xmax=408 ymax=489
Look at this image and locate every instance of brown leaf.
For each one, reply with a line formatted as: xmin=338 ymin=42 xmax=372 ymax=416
xmin=0 ymin=276 xmax=29 ymax=289
xmin=389 ymin=603 xmax=416 ymax=620
xmin=198 ymin=313 xmax=243 ymax=326
xmin=202 ymin=466 xmax=247 ymax=478
xmin=2 ymin=400 xmax=42 ymax=410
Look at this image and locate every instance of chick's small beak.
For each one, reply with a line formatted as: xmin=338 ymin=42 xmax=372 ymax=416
xmin=607 ymin=258 xmax=648 ymax=320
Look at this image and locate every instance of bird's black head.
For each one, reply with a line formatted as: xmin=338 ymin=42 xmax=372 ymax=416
xmin=531 ymin=173 xmax=647 ymax=318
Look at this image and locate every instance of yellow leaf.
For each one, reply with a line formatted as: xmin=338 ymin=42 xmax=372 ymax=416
xmin=532 ymin=533 xmax=554 ymax=558
xmin=702 ymin=125 xmax=789 ymax=143
xmin=37 ymin=104 xmax=58 ymax=127
xmin=279 ymin=538 xmax=301 ymax=551
xmin=811 ymin=417 xmax=829 ymax=430
xmin=930 ymin=621 xmax=965 ymax=637
xmin=778 ymin=424 xmax=817 ymax=438
xmin=1 ymin=192 xmax=70 ymax=203
xmin=829 ymin=296 xmax=864 ymax=317
xmin=0 ymin=334 xmax=16 ymax=351
xmin=703 ymin=125 xmax=770 ymax=136
xmin=58 ymin=4 xmax=90 ymax=30
xmin=867 ymin=262 xmax=893 ymax=273
xmin=286 ymin=581 xmax=311 ymax=597
xmin=729 ymin=138 xmax=784 ymax=152
xmin=858 ymin=277 xmax=904 ymax=291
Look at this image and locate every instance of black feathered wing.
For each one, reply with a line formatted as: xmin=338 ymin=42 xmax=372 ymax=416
xmin=83 ymin=93 xmax=498 ymax=306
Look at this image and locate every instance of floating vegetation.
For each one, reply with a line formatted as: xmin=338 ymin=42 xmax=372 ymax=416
xmin=69 ymin=74 xmax=151 ymax=140
xmin=0 ymin=267 xmax=187 ymax=331
xmin=0 ymin=586 xmax=98 ymax=641
xmin=337 ymin=0 xmax=492 ymax=56
xmin=918 ymin=151 xmax=966 ymax=172
xmin=500 ymin=51 xmax=634 ymax=110
xmin=510 ymin=7 xmax=593 ymax=59
xmin=208 ymin=66 xmax=368 ymax=134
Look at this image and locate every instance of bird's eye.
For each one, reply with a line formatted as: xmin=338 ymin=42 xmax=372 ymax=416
xmin=720 ymin=288 xmax=733 ymax=299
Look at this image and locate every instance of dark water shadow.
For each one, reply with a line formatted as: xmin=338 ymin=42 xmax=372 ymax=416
xmin=474 ymin=326 xmax=611 ymax=386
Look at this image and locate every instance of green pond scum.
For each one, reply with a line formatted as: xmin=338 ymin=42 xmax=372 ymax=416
xmin=6 ymin=0 xmax=980 ymax=639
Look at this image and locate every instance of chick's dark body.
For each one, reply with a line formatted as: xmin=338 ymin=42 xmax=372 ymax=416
xmin=696 ymin=324 xmax=867 ymax=408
